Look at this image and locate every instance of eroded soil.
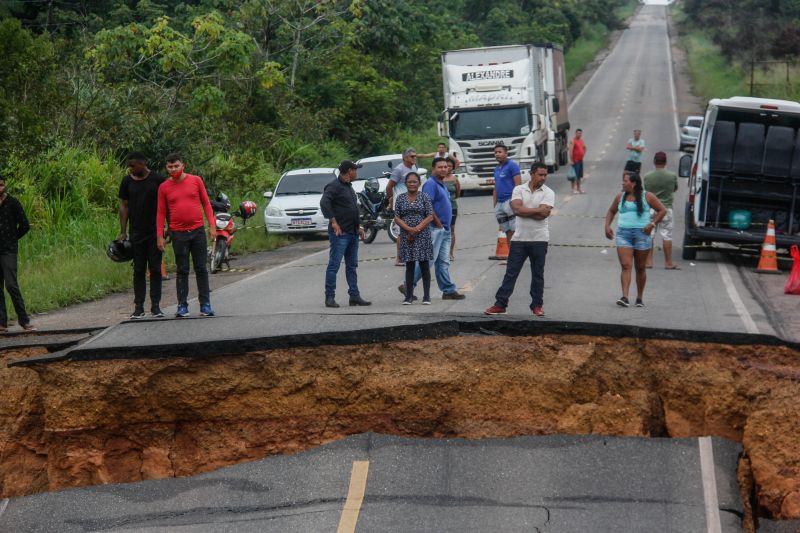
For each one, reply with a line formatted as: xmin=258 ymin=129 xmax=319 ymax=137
xmin=2 ymin=335 xmax=799 ymax=525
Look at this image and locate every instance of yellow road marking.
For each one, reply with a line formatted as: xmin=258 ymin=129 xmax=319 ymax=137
xmin=337 ymin=461 xmax=370 ymax=533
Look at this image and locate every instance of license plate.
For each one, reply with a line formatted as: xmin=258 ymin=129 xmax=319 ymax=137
xmin=483 ymin=179 xmax=495 ymax=185
xmin=291 ymin=218 xmax=312 ymax=226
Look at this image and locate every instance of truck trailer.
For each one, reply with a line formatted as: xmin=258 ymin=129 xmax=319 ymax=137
xmin=537 ymin=44 xmax=570 ymax=172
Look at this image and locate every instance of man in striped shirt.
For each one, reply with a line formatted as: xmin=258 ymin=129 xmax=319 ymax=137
xmin=157 ymin=153 xmax=216 ymax=318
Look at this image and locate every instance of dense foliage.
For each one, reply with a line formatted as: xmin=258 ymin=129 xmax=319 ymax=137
xmin=682 ymin=0 xmax=800 ymax=61
xmin=2 ymin=0 xmax=629 ymax=180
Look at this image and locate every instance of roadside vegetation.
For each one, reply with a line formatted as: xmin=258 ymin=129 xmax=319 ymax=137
xmin=673 ymin=0 xmax=800 ymax=103
xmin=1 ymin=0 xmax=632 ymax=318
xmin=565 ymin=0 xmax=637 ymax=84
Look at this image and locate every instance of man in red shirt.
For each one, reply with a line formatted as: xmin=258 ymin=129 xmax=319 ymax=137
xmin=157 ymin=153 xmax=216 ymax=317
xmin=568 ymin=128 xmax=586 ymax=194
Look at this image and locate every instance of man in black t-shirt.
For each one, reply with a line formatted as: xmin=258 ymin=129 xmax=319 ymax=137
xmin=118 ymin=152 xmax=166 ymax=319
xmin=0 ymin=174 xmax=33 ymax=332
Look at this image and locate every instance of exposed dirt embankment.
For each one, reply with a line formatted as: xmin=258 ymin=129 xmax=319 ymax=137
xmin=2 ymin=335 xmax=799 ymax=522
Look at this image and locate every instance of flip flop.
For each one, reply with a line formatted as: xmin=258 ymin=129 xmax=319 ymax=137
xmin=664 ymin=265 xmax=682 ymax=270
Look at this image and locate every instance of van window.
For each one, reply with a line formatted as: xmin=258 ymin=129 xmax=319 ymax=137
xmin=717 ymin=108 xmax=800 ymax=128
xmin=687 ymin=118 xmax=703 ymax=128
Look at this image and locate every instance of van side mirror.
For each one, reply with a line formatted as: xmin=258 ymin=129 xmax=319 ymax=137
xmin=552 ymin=97 xmax=560 ymax=114
xmin=263 ymin=191 xmax=273 ymax=198
xmin=678 ymin=154 xmax=692 ymax=178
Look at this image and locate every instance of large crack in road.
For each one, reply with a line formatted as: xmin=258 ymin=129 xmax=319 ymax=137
xmin=1 ymin=333 xmax=799 ymax=529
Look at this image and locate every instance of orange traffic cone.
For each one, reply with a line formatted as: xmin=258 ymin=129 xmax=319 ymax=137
xmin=755 ymin=219 xmax=780 ymax=274
xmin=489 ymin=229 xmax=509 ymax=260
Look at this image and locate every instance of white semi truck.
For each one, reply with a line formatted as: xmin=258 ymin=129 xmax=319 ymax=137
xmin=439 ymin=44 xmax=569 ymax=191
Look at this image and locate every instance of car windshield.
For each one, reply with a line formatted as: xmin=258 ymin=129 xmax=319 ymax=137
xmin=687 ymin=118 xmax=703 ymax=128
xmin=275 ymin=173 xmax=335 ymax=195
xmin=449 ymin=106 xmax=531 ymax=140
xmin=357 ymin=159 xmax=401 ymax=180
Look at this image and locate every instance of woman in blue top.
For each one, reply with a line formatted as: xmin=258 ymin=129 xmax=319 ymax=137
xmin=604 ymin=171 xmax=667 ymax=308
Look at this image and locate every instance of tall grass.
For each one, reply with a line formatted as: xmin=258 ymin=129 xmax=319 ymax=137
xmin=673 ymin=1 xmax=800 ymax=103
xmin=681 ymin=33 xmax=746 ymax=101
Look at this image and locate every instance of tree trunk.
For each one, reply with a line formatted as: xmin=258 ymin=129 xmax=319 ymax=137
xmin=290 ymin=27 xmax=301 ymax=90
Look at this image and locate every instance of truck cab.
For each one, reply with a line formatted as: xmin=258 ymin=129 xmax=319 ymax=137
xmin=439 ymin=45 xmax=548 ymax=191
xmin=679 ymin=96 xmax=800 ymax=259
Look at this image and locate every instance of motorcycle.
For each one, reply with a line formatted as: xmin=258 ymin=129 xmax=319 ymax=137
xmin=357 ymin=177 xmax=399 ymax=244
xmin=208 ymin=194 xmax=258 ymax=273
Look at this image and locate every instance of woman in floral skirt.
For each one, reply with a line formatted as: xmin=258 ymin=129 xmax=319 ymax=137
xmin=394 ymin=172 xmax=434 ymax=304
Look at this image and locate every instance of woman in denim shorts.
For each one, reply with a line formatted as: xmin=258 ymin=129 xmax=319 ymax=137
xmin=604 ymin=171 xmax=667 ymax=308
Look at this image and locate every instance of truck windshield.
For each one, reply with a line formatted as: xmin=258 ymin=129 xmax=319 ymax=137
xmin=449 ymin=106 xmax=530 ymax=140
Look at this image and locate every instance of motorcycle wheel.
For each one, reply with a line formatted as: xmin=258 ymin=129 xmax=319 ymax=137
xmin=388 ymin=220 xmax=400 ymax=243
xmin=210 ymin=237 xmax=226 ymax=273
xmin=363 ymin=224 xmax=378 ymax=244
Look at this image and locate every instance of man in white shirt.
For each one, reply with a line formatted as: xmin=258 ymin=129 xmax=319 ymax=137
xmin=484 ymin=162 xmax=555 ymax=317
xmin=385 ymin=148 xmax=419 ymax=266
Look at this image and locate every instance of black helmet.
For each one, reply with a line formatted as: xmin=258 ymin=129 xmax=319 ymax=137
xmin=107 ymin=240 xmax=134 ymax=262
xmin=365 ymin=178 xmax=380 ymax=194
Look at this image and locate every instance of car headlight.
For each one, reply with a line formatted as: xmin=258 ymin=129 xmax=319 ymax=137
xmin=266 ymin=205 xmax=283 ymax=217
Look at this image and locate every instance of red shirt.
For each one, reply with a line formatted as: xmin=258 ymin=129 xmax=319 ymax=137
xmin=571 ymin=138 xmax=586 ymax=162
xmin=157 ymin=173 xmax=214 ymax=235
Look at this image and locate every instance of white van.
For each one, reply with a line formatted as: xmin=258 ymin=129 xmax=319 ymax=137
xmin=678 ymin=96 xmax=800 ymax=259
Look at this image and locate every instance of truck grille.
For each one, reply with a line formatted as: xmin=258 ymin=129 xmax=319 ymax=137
xmin=462 ymin=142 xmax=524 ymax=179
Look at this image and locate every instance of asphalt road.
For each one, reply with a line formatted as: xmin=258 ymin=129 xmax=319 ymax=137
xmin=1 ymin=434 xmax=744 ymax=533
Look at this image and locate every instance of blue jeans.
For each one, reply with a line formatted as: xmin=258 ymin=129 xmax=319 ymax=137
xmin=494 ymin=241 xmax=548 ymax=309
xmin=325 ymin=230 xmax=360 ymax=298
xmin=414 ymin=227 xmax=457 ymax=294
xmin=615 ymin=227 xmax=653 ymax=251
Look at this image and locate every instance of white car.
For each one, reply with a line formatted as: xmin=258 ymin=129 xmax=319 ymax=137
xmin=263 ymin=168 xmax=337 ymax=235
xmin=679 ymin=115 xmax=703 ymax=152
xmin=353 ymin=154 xmax=427 ymax=193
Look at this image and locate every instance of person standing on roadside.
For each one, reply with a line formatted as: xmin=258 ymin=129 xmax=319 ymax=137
xmin=444 ymin=157 xmax=461 ymax=261
xmin=0 ymin=174 xmax=34 ymax=333
xmin=484 ymin=163 xmax=555 ymax=318
xmin=493 ymin=144 xmax=522 ymax=241
xmin=385 ymin=148 xmax=419 ymax=266
xmin=625 ymin=129 xmax=646 ymax=173
xmin=320 ymin=161 xmax=371 ymax=309
xmin=394 ymin=172 xmax=434 ymax=305
xmin=604 ymin=171 xmax=667 ymax=308
xmin=568 ymin=128 xmax=586 ymax=194
xmin=118 ymin=152 xmax=166 ymax=319
xmin=420 ymin=142 xmax=460 ymax=169
xmin=644 ymin=151 xmax=681 ymax=270
xmin=398 ymin=157 xmax=466 ymax=300
xmin=156 ymin=153 xmax=216 ymax=318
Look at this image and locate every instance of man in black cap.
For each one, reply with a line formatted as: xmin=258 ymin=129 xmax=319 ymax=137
xmin=320 ymin=161 xmax=371 ymax=308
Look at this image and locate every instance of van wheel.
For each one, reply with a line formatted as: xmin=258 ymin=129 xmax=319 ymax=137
xmin=681 ymin=230 xmax=697 ymax=260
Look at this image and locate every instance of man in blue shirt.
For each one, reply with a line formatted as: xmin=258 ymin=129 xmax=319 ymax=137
xmin=493 ymin=144 xmax=522 ymax=241
xmin=398 ymin=157 xmax=465 ymax=300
